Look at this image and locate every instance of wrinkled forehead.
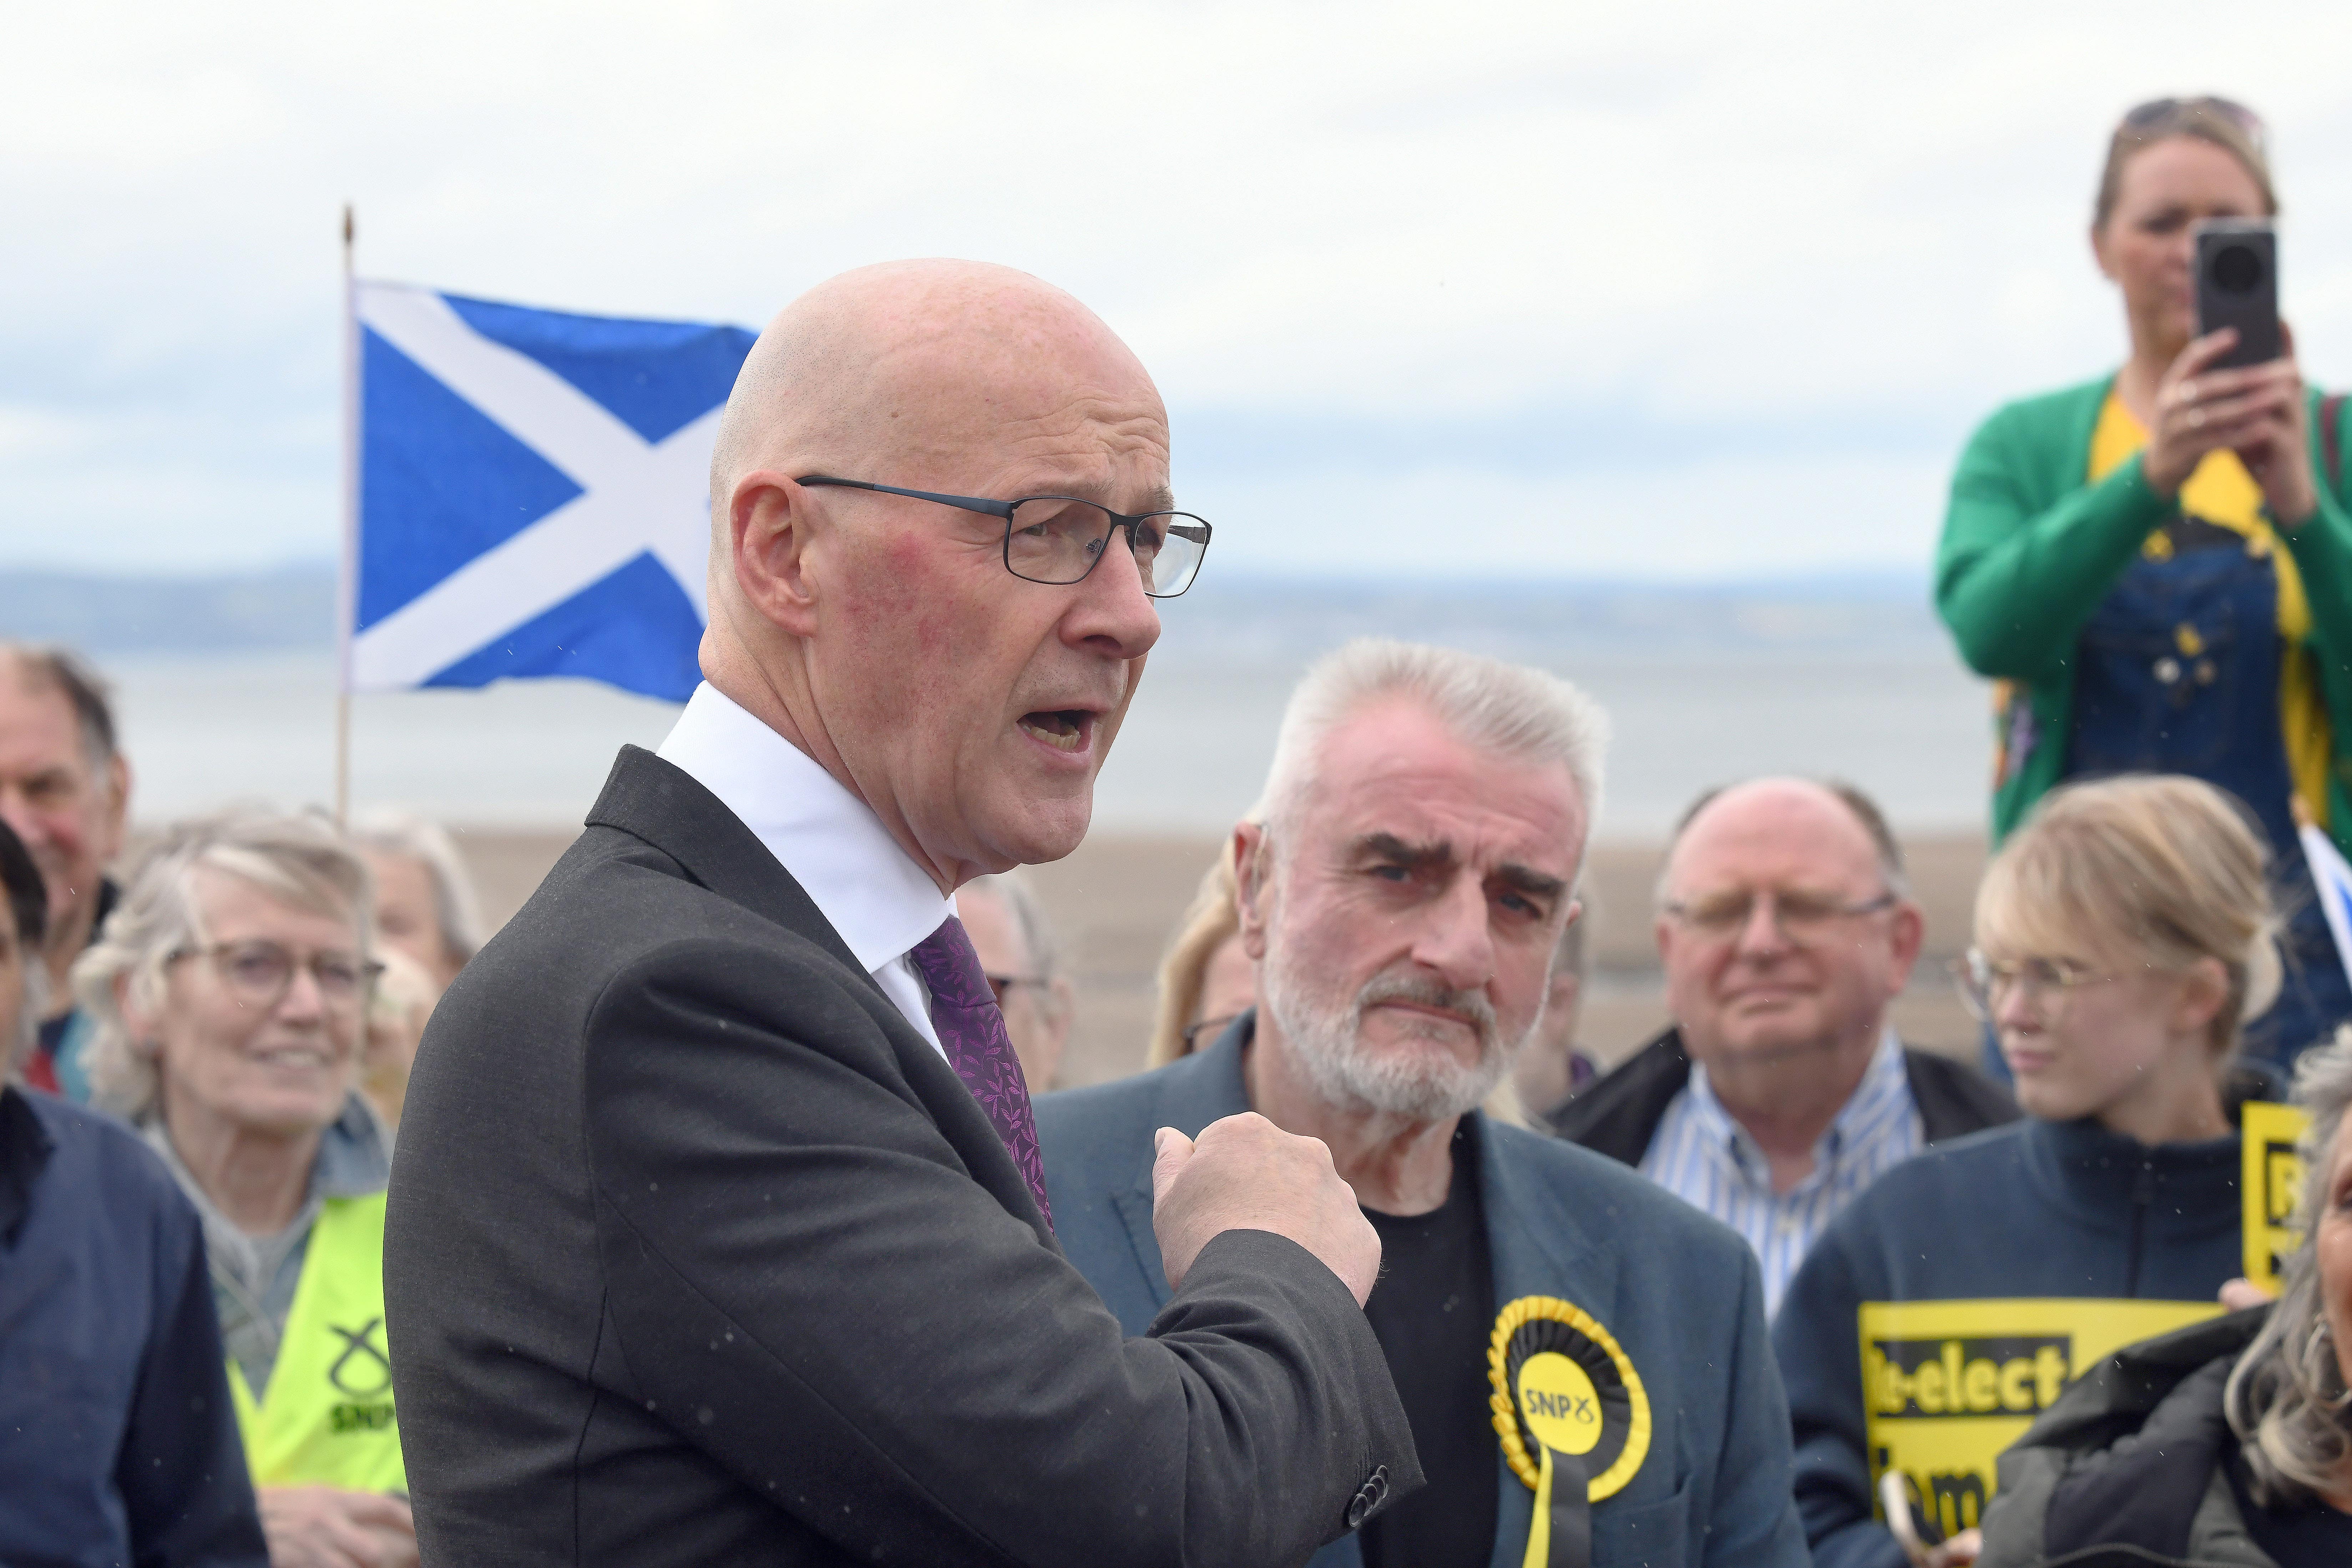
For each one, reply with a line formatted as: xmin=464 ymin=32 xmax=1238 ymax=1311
xmin=1301 ymin=718 xmax=1586 ymax=881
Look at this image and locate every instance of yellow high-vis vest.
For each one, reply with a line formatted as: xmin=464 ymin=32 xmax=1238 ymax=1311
xmin=228 ymin=1192 xmax=406 ymax=1493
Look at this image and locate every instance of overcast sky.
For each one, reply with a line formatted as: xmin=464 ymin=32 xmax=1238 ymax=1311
xmin=7 ymin=0 xmax=2352 ymax=582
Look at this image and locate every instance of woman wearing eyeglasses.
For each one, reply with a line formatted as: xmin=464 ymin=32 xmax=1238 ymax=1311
xmin=1937 ymin=96 xmax=2352 ymax=1072
xmin=1774 ymin=775 xmax=2272 ymax=1568
xmin=79 ymin=812 xmax=414 ymax=1568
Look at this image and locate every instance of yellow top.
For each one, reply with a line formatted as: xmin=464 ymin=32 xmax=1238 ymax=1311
xmin=2088 ymin=389 xmax=2330 ymax=826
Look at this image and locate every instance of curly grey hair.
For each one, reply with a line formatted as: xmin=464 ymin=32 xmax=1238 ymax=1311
xmin=2225 ymin=1028 xmax=2352 ymax=1504
xmin=72 ymin=809 xmax=373 ymax=1123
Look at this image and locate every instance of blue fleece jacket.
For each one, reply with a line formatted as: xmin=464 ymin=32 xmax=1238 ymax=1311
xmin=0 ymin=1087 xmax=268 ymax=1568
xmin=1771 ymin=1115 xmax=2242 ymax=1568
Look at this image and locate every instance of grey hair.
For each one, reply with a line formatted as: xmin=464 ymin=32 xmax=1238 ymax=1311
xmin=73 ymin=809 xmax=374 ymax=1123
xmin=2225 ymin=1027 xmax=2352 ymax=1504
xmin=1251 ymin=639 xmax=1609 ymax=846
xmin=351 ymin=809 xmax=486 ymax=967
xmin=0 ymin=643 xmax=119 ymax=772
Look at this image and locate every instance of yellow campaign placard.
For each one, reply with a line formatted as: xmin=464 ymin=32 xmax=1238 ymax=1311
xmin=2241 ymin=1101 xmax=2313 ymax=1293
xmin=1860 ymin=1298 xmax=2220 ymax=1541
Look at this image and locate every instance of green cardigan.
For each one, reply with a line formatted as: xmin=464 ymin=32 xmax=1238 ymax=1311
xmin=1934 ymin=374 xmax=2352 ymax=854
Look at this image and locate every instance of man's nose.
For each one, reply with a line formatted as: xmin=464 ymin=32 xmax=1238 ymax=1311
xmin=1733 ymin=893 xmax=1792 ymax=957
xmin=1411 ymin=877 xmax=1496 ymax=991
xmin=1063 ymin=533 xmax=1162 ymax=661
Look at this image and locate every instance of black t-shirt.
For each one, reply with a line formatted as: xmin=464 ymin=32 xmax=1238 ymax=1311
xmin=1357 ymin=1123 xmax=1497 ymax=1568
xmin=2229 ymin=1449 xmax=2352 ymax=1567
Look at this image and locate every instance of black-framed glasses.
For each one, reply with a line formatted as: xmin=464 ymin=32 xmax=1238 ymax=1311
xmin=796 ymin=476 xmax=1211 ymax=597
xmin=1181 ymin=1012 xmax=1243 ymax=1051
xmin=168 ymin=940 xmax=385 ymax=1012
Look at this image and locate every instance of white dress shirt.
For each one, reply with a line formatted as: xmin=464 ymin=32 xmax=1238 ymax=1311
xmin=1638 ymin=1026 xmax=1924 ymax=1318
xmin=656 ymin=682 xmax=954 ymax=1057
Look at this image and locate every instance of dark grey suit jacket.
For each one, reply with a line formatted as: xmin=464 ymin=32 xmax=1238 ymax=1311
xmin=384 ymin=747 xmax=1418 ymax=1567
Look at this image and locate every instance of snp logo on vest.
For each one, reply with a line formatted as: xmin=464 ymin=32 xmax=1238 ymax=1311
xmin=1865 ymin=1335 xmax=2070 ymax=1418
xmin=327 ymin=1316 xmax=396 ymax=1434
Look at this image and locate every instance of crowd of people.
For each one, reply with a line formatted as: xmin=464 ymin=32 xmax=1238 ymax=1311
xmin=6 ymin=91 xmax=2352 ymax=1568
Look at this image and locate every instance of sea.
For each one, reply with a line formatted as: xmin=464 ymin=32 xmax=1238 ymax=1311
xmin=97 ymin=577 xmax=1997 ymax=841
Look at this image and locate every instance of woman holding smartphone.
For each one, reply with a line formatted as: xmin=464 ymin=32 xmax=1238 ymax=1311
xmin=1938 ymin=97 xmax=2352 ymax=1069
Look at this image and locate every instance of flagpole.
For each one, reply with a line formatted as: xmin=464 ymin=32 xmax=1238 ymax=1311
xmin=335 ymin=203 xmax=357 ymax=829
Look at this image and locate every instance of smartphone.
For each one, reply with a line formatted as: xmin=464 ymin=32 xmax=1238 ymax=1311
xmin=1881 ymin=1469 xmax=1944 ymax=1566
xmin=2195 ymin=218 xmax=2281 ymax=369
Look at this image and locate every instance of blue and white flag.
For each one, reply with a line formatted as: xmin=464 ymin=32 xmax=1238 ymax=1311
xmin=351 ymin=283 xmax=755 ymax=702
xmin=2301 ymin=820 xmax=2352 ymax=993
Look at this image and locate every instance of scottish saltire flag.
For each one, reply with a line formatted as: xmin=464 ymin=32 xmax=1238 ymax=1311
xmin=2301 ymin=821 xmax=2352 ymax=992
xmin=351 ymin=283 xmax=755 ymax=702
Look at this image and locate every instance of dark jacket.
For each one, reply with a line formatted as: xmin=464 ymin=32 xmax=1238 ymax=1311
xmin=0 ymin=1086 xmax=268 ymax=1568
xmin=1036 ymin=1018 xmax=1809 ymax=1568
xmin=1773 ymin=1117 xmax=2246 ymax=1568
xmin=1550 ymin=1026 xmax=2019 ymax=1167
xmin=1977 ymin=1309 xmax=2298 ymax=1568
xmin=384 ymin=747 xmax=1420 ymax=1568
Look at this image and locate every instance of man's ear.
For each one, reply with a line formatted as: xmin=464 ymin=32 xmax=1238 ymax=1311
xmin=729 ymin=472 xmax=821 ymax=639
xmin=1885 ymin=900 xmax=1927 ymax=993
xmin=1233 ymin=822 xmax=1272 ymax=961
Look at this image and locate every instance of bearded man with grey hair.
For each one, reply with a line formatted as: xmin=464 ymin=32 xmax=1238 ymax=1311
xmin=1038 ymin=638 xmax=1806 ymax=1568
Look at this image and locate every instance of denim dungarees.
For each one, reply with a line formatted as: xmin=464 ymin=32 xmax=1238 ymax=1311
xmin=2067 ymin=514 xmax=2351 ymax=1067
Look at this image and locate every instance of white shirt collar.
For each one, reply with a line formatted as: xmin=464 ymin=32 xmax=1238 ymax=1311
xmin=654 ymin=682 xmax=954 ymax=973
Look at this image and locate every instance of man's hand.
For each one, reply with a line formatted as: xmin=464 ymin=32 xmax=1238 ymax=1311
xmin=1150 ymin=1113 xmax=1381 ymax=1304
xmin=257 ymin=1486 xmax=418 ymax=1568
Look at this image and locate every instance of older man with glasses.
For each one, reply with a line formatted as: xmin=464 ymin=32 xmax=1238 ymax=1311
xmin=1554 ymin=778 xmax=2015 ymax=1316
xmin=387 ymin=259 xmax=1418 ymax=1568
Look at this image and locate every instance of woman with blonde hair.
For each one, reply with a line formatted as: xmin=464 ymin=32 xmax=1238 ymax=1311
xmin=1144 ymin=839 xmax=1256 ymax=1069
xmin=1775 ymin=775 xmax=2276 ymax=1568
xmin=77 ymin=810 xmax=415 ymax=1568
xmin=1977 ymin=1030 xmax=2352 ymax=1563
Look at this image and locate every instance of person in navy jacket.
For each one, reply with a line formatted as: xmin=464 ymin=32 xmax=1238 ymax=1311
xmin=1040 ymin=639 xmax=1806 ymax=1568
xmin=0 ymin=816 xmax=267 ymax=1567
xmin=1775 ymin=776 xmax=2281 ymax=1568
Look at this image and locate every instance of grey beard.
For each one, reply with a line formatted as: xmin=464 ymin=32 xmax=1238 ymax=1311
xmin=1260 ymin=951 xmax=1512 ymax=1121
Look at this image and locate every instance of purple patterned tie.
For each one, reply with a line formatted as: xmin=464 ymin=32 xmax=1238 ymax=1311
xmin=906 ymin=917 xmax=1054 ymax=1231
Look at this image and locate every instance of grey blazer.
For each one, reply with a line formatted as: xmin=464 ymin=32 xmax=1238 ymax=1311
xmin=384 ymin=749 xmax=1418 ymax=1567
xmin=1036 ymin=1017 xmax=1810 ymax=1568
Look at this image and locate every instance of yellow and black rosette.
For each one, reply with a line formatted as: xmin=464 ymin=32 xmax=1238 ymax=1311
xmin=1488 ymin=1295 xmax=1650 ymax=1568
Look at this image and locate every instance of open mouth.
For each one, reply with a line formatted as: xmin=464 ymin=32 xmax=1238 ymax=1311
xmin=1017 ymin=709 xmax=1095 ymax=754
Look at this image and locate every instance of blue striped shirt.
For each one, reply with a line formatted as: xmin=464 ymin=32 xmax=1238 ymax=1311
xmin=1638 ymin=1028 xmax=1923 ymax=1318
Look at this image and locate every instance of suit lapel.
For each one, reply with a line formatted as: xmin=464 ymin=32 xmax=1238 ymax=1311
xmin=1108 ymin=1025 xmax=1256 ymax=1312
xmin=584 ymin=745 xmax=1056 ymax=1249
xmin=586 ymin=745 xmax=875 ymax=990
xmin=1478 ymin=1119 xmax=1623 ymax=1568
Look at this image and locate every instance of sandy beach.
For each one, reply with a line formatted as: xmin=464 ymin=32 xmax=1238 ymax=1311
xmin=444 ymin=828 xmax=1991 ymax=1091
